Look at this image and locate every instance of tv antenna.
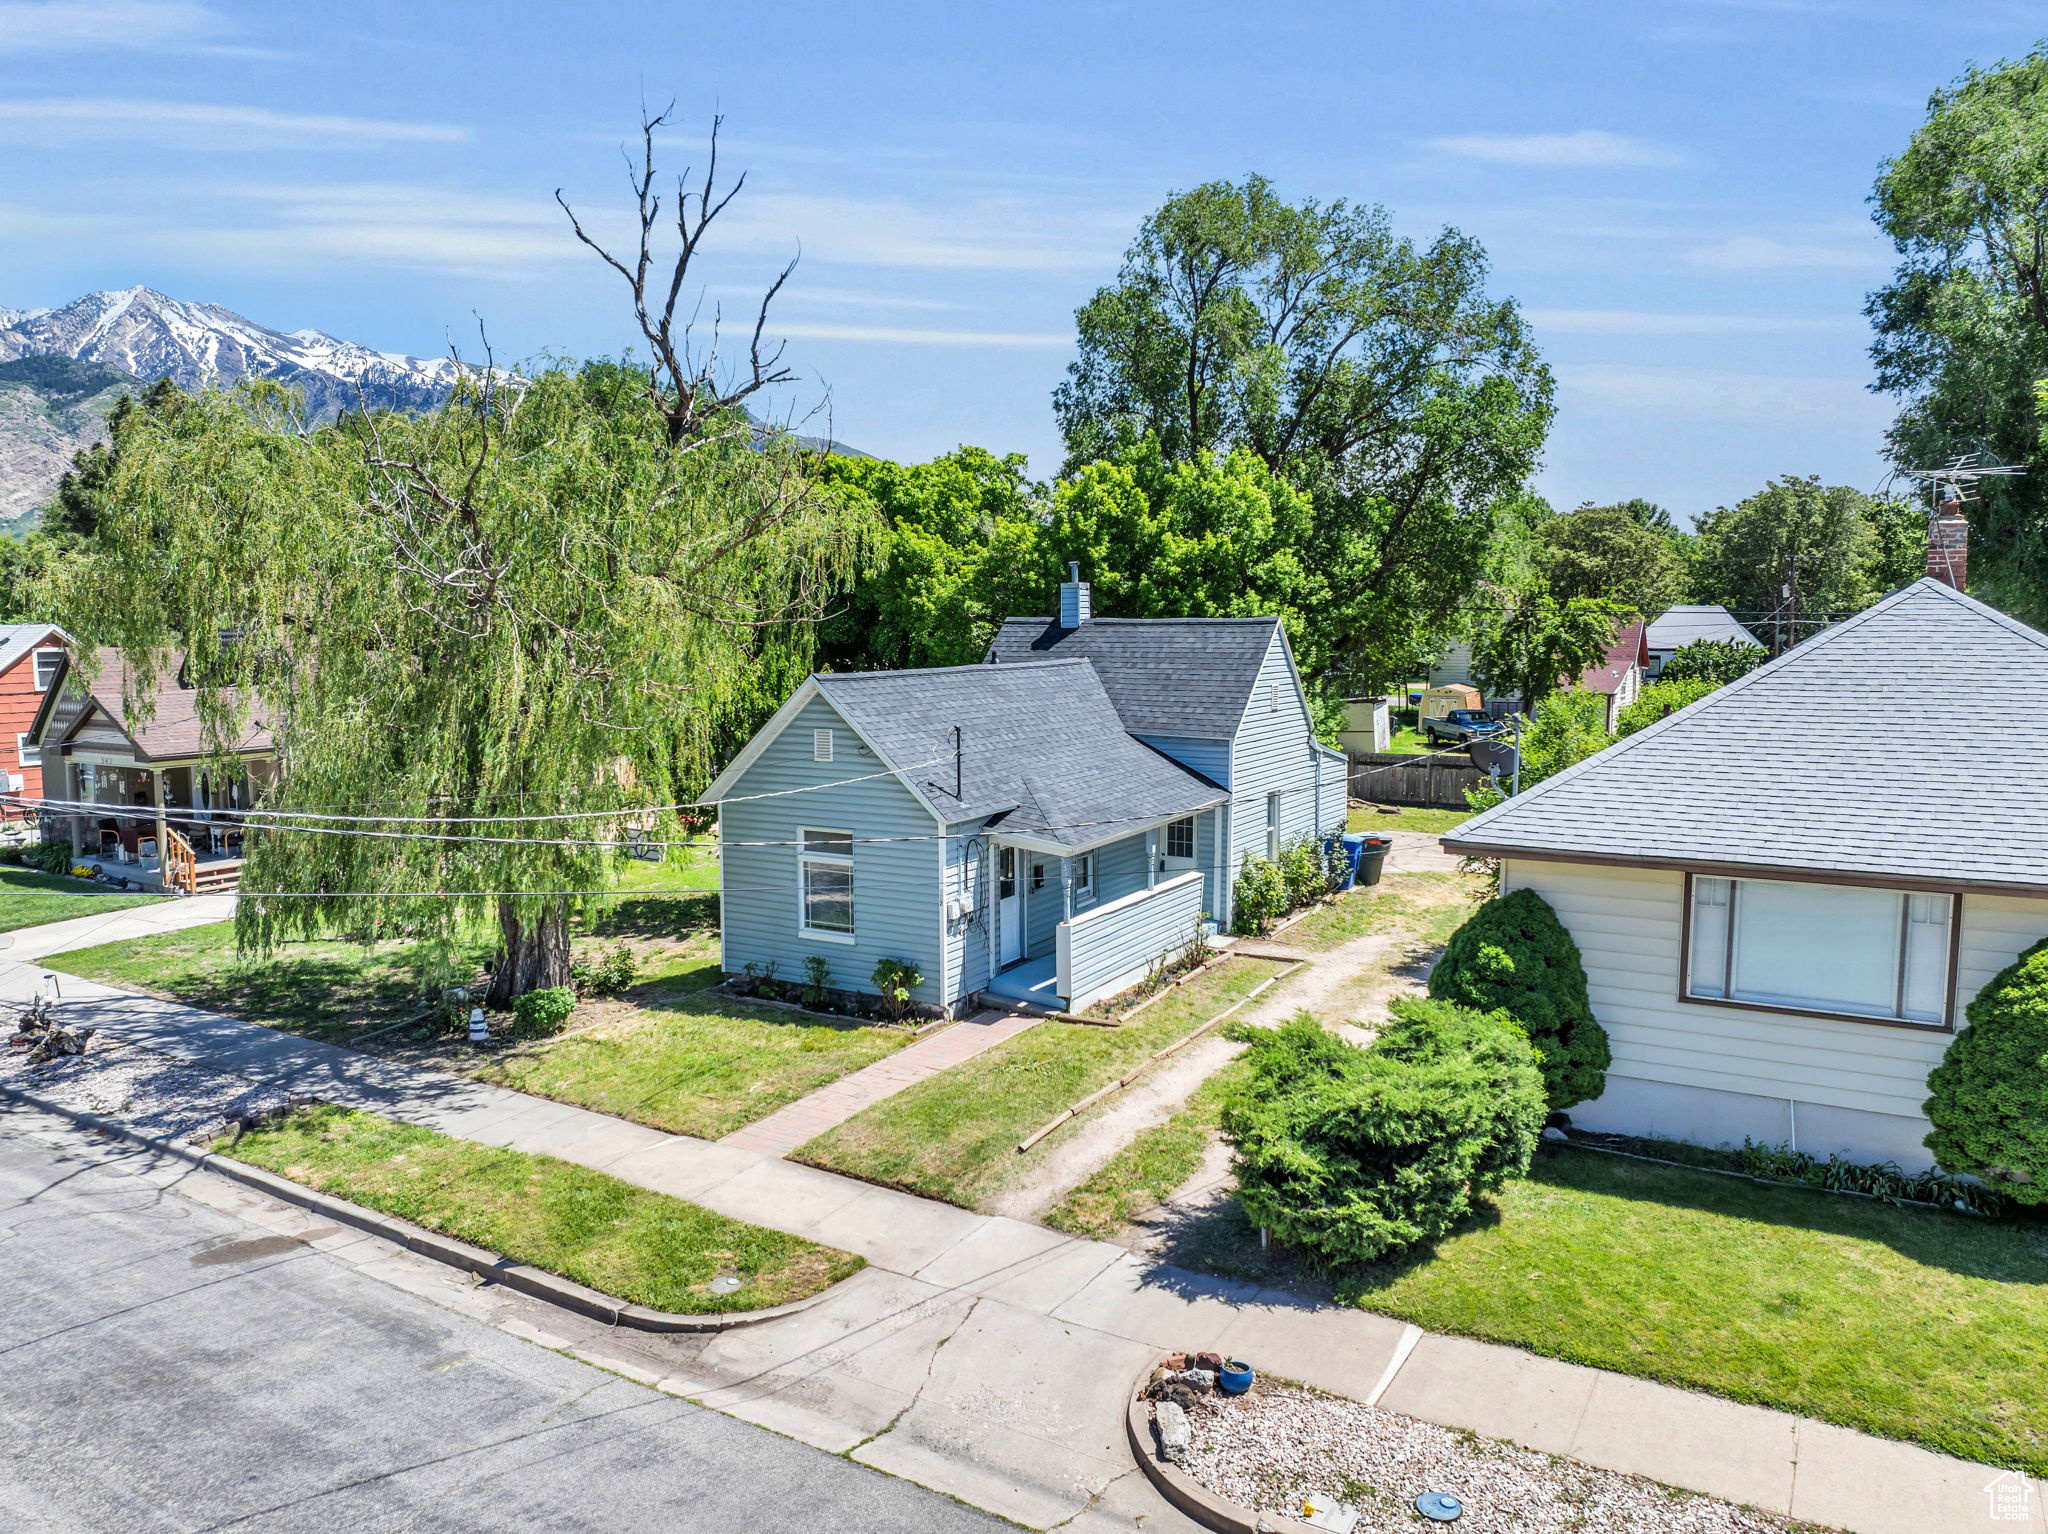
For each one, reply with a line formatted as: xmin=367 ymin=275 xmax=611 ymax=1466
xmin=1890 ymin=450 xmax=2026 ymax=507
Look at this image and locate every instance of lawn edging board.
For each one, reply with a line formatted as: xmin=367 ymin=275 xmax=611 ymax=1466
xmin=0 ymin=1081 xmax=843 ymax=1333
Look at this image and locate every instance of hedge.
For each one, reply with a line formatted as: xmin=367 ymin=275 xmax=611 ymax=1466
xmin=1924 ymin=934 xmax=2048 ymax=1202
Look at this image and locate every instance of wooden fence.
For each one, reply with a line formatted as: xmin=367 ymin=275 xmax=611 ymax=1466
xmin=1347 ymin=751 xmax=1487 ymax=810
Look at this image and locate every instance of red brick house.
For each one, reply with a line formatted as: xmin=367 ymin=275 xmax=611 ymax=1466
xmin=0 ymin=624 xmax=70 ymax=828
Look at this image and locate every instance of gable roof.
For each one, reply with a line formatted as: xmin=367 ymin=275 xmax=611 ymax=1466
xmin=33 ymin=649 xmax=274 ymax=761
xmin=1645 ymin=604 xmax=1763 ymax=653
xmin=984 ymin=617 xmax=1281 ymax=739
xmin=811 ymin=658 xmax=1224 ymax=849
xmin=1445 ymin=580 xmax=2048 ymax=892
xmin=0 ymin=623 xmax=66 ymax=678
xmin=1575 ymin=619 xmax=1649 ymax=697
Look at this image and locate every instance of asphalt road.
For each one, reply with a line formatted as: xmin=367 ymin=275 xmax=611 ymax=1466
xmin=0 ymin=1116 xmax=1008 ymax=1534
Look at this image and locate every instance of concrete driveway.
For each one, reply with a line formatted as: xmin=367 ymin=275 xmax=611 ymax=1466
xmin=0 ymin=1114 xmax=1010 ymax=1534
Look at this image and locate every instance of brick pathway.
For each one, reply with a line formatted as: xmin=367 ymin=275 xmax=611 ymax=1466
xmin=717 ymin=1009 xmax=1040 ymax=1156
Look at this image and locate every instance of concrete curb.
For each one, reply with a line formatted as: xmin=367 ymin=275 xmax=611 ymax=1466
xmin=1125 ymin=1364 xmax=1317 ymax=1534
xmin=0 ymin=1081 xmax=842 ymax=1333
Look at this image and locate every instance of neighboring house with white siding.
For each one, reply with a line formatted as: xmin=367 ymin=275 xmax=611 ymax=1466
xmin=707 ymin=570 xmax=1346 ymax=1016
xmin=1644 ymin=604 xmax=1764 ymax=678
xmin=1441 ymin=574 xmax=2048 ymax=1170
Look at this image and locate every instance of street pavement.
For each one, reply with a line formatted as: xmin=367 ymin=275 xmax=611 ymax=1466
xmin=0 ymin=1116 xmax=1009 ymax=1534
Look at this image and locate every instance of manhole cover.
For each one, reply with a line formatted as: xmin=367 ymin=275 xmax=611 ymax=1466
xmin=708 ymin=1272 xmax=745 ymax=1295
xmin=1415 ymin=1491 xmax=1463 ymax=1522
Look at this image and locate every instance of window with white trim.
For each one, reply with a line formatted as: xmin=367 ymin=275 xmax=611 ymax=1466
xmin=1075 ymin=851 xmax=1095 ymax=899
xmin=812 ymin=728 xmax=833 ymax=762
xmin=15 ymin=732 xmax=37 ymax=767
xmin=1265 ymin=793 xmax=1282 ymax=861
xmin=798 ymin=827 xmax=854 ymax=937
xmin=1164 ymin=816 xmax=1196 ymax=863
xmin=1685 ymin=874 xmax=1953 ymax=1027
xmin=31 ymin=649 xmax=61 ymax=692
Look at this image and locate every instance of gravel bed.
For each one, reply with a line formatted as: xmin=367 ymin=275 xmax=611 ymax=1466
xmin=1174 ymin=1380 xmax=1812 ymax=1534
xmin=2 ymin=1032 xmax=291 ymax=1143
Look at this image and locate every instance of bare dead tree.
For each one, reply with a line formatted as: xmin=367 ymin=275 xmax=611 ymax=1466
xmin=557 ymin=109 xmax=798 ymax=449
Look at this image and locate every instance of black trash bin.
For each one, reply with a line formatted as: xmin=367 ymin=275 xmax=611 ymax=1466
xmin=1353 ymin=834 xmax=1392 ymax=887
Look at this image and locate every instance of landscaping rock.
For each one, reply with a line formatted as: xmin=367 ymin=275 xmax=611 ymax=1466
xmin=2 ymin=1031 xmax=292 ymax=1144
xmin=1153 ymin=1400 xmax=1192 ymax=1463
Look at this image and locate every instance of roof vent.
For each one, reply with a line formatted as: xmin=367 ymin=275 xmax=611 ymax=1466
xmin=1058 ymin=562 xmax=1091 ymax=630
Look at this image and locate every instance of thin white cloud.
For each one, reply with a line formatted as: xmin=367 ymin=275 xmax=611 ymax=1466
xmin=1527 ymin=308 xmax=1861 ymax=336
xmin=775 ymin=322 xmax=1069 ymax=348
xmin=1681 ymin=225 xmax=1886 ymax=275
xmin=717 ymin=189 xmax=1136 ymax=272
xmin=0 ymin=99 xmax=469 ymax=150
xmin=1427 ymin=130 xmax=1681 ymax=168
xmin=0 ymin=0 xmax=226 ymax=53
xmin=1555 ymin=363 xmax=1891 ymax=427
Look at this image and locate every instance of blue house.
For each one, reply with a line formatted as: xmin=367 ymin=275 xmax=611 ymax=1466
xmin=704 ymin=570 xmax=1348 ymax=1015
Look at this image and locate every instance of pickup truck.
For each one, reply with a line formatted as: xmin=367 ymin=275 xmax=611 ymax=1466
xmin=1423 ymin=708 xmax=1505 ymax=748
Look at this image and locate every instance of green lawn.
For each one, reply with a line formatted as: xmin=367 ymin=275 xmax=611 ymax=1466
xmin=226 ymin=1105 xmax=860 ymax=1313
xmin=480 ymin=989 xmax=914 ymax=1140
xmin=795 ymin=956 xmax=1288 ymax=1209
xmin=47 ymin=921 xmax=496 ymax=1042
xmin=0 ymin=866 xmax=163 ymax=934
xmin=1345 ymin=806 xmax=1474 ymax=836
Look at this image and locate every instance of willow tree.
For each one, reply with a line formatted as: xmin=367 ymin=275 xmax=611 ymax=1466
xmin=50 ymin=364 xmax=863 ymax=1001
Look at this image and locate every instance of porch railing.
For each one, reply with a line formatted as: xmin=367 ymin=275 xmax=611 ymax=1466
xmin=1055 ymin=869 xmax=1205 ymax=1012
xmin=163 ymin=825 xmax=198 ymax=896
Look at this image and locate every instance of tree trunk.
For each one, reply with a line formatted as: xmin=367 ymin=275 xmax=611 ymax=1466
xmin=487 ymin=898 xmax=571 ymax=1007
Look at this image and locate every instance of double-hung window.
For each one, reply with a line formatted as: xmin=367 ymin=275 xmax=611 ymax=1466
xmin=1685 ymin=874 xmax=1954 ymax=1028
xmin=15 ymin=733 xmax=38 ymax=768
xmin=1164 ymin=816 xmax=1196 ymax=864
xmin=1074 ymin=851 xmax=1095 ymax=900
xmin=798 ymin=827 xmax=855 ymax=940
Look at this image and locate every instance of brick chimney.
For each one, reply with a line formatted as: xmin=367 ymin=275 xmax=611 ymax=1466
xmin=1929 ymin=495 xmax=1969 ymax=590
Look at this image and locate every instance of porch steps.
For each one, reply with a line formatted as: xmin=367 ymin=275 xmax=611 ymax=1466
xmin=184 ymin=860 xmax=244 ymax=896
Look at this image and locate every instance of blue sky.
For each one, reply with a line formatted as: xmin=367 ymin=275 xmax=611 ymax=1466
xmin=0 ymin=0 xmax=2040 ymax=521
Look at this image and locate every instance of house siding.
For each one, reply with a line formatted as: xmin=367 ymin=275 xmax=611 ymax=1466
xmin=719 ymin=694 xmax=949 ymax=1010
xmin=1133 ymin=734 xmax=1230 ymax=788
xmin=1225 ymin=631 xmax=1340 ymax=917
xmin=0 ymin=639 xmax=61 ymax=813
xmin=946 ymin=826 xmax=992 ymax=1003
xmin=1058 ymin=870 xmax=1206 ymax=1010
xmin=1502 ymin=857 xmax=2048 ymax=1154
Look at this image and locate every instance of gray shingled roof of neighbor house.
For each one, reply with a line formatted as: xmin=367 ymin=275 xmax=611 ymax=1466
xmin=1645 ymin=604 xmax=1764 ymax=653
xmin=815 ymin=658 xmax=1224 ymax=848
xmin=984 ymin=616 xmax=1280 ymax=738
xmin=1445 ymin=579 xmax=2048 ymax=891
xmin=0 ymin=622 xmax=64 ymax=677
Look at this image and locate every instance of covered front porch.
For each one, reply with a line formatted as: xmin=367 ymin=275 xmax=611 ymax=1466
xmin=56 ymin=756 xmax=266 ymax=894
xmin=982 ymin=807 xmax=1218 ymax=1012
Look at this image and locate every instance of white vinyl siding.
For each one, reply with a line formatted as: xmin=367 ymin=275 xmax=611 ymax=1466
xmin=1504 ymin=858 xmax=2048 ymax=1124
xmin=1226 ymin=630 xmax=1332 ymax=922
xmin=1686 ymin=875 xmax=1954 ymax=1026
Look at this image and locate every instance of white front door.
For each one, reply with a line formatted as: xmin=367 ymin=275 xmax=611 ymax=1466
xmin=998 ymin=846 xmax=1024 ymax=964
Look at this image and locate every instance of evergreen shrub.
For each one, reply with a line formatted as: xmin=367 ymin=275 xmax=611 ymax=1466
xmin=512 ymin=985 xmax=576 ymax=1038
xmin=1222 ymin=1001 xmax=1544 ymax=1265
xmin=1924 ymin=935 xmax=2048 ymax=1202
xmin=1428 ymin=887 xmax=1609 ymax=1109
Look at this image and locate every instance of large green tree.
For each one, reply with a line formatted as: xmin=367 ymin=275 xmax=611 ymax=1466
xmin=1688 ymin=477 xmax=1880 ymax=632
xmin=1537 ymin=501 xmax=1683 ymax=617
xmin=54 ymin=367 xmax=864 ymax=1004
xmin=1869 ymin=46 xmax=2048 ymax=618
xmin=1054 ymin=175 xmax=1553 ymax=690
xmin=1470 ymin=592 xmax=1624 ymax=713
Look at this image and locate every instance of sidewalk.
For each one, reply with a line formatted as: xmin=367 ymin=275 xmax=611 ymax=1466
xmin=4 ymin=893 xmax=236 ymax=963
xmin=0 ymin=924 xmax=2027 ymax=1534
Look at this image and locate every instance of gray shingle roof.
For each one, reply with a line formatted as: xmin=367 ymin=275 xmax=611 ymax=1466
xmin=1645 ymin=605 xmax=1763 ymax=653
xmin=1445 ymin=580 xmax=2048 ymax=891
xmin=984 ymin=616 xmax=1279 ymax=738
xmin=0 ymin=623 xmax=64 ymax=678
xmin=815 ymin=658 xmax=1224 ymax=848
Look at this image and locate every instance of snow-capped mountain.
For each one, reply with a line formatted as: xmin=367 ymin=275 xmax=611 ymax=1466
xmin=0 ymin=287 xmax=465 ymax=421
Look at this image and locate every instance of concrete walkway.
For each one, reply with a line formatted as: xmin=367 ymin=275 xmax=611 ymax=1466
xmin=3 ymin=892 xmax=235 ymax=962
xmin=0 ymin=926 xmax=2028 ymax=1534
xmin=719 ymin=1010 xmax=1038 ymax=1155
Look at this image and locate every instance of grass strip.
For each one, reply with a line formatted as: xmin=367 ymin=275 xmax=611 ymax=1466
xmin=0 ymin=867 xmax=163 ymax=934
xmin=1344 ymin=806 xmax=1474 ymax=836
xmin=1043 ymin=1062 xmax=1246 ymax=1239
xmin=793 ymin=957 xmax=1286 ymax=1209
xmin=225 ymin=1104 xmax=861 ymax=1313
xmin=1280 ymin=871 xmax=1482 ymax=953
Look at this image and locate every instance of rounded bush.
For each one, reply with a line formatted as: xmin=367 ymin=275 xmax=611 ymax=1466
xmin=1428 ymin=887 xmax=1609 ymax=1110
xmin=511 ymin=985 xmax=576 ymax=1038
xmin=1924 ymin=935 xmax=2048 ymax=1201
xmin=1221 ymin=1002 xmax=1545 ymax=1266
